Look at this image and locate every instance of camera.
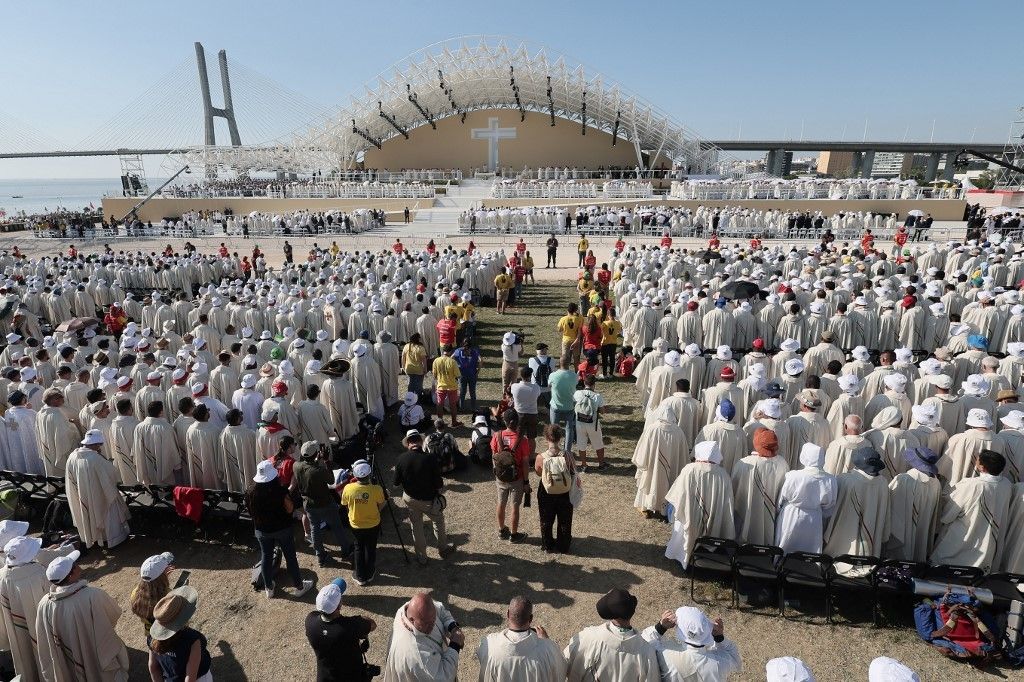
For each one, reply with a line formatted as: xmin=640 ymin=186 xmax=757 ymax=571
xmin=364 ymin=663 xmax=381 ymax=678
xmin=513 ymin=329 xmax=525 ymax=345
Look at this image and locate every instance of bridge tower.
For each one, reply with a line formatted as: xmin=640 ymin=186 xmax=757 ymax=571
xmin=195 ymin=42 xmax=241 ymax=147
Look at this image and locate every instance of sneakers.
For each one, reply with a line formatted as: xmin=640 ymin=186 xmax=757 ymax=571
xmin=264 ymin=582 xmax=276 ymax=600
xmin=291 ymin=580 xmax=314 ymax=598
xmin=595 ymin=462 xmax=610 ymax=471
xmin=499 ymin=527 xmax=511 ymax=540
xmin=509 ymin=532 xmax=527 ymax=544
xmin=318 ymin=556 xmax=336 ymax=568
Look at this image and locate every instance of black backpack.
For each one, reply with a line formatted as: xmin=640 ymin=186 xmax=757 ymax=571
xmin=41 ymin=499 xmax=74 ymax=546
xmin=251 ymin=546 xmax=283 ymax=591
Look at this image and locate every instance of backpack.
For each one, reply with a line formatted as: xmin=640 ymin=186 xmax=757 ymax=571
xmin=541 ymin=453 xmax=572 ymax=494
xmin=534 ymin=356 xmax=553 ymax=388
xmin=426 ymin=432 xmax=457 ymax=473
xmin=492 ymin=433 xmax=521 ymax=483
xmin=470 ymin=426 xmax=493 ymax=465
xmin=41 ymin=499 xmax=74 ymax=546
xmin=251 ymin=546 xmax=283 ymax=591
xmin=574 ymin=390 xmax=599 ymax=424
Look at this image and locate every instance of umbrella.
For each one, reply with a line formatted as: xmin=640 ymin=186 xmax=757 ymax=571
xmin=907 ymin=209 xmax=925 ymax=217
xmin=719 ymin=280 xmax=761 ymax=300
xmin=55 ymin=317 xmax=99 ymax=333
xmin=695 ymin=249 xmax=724 ymax=261
xmin=989 ymin=206 xmax=1018 ymax=216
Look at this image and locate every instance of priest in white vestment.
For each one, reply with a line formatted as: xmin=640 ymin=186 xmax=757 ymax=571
xmin=475 ymin=596 xmax=566 ymax=681
xmin=732 ymin=428 xmax=789 ymax=546
xmin=0 ymin=535 xmax=50 ymax=682
xmin=632 ymin=404 xmax=687 ymax=517
xmin=940 ymin=408 xmax=1005 ymax=487
xmin=64 ymin=430 xmax=130 ymax=549
xmin=664 ymin=442 xmax=736 ymax=569
xmin=5 ymin=393 xmax=44 ymax=474
xmin=644 ymin=351 xmax=685 ymax=416
xmin=885 ymin=446 xmax=941 ymax=563
xmin=697 ymin=400 xmax=747 ymax=474
xmin=640 ymin=606 xmax=742 ymax=682
xmin=930 ymin=450 xmax=1013 ymax=571
xmin=35 ymin=551 xmax=130 ymax=682
xmin=132 ymin=403 xmax=180 ymax=486
xmin=783 ymin=391 xmax=832 ymax=469
xmin=219 ymin=410 xmax=259 ymax=493
xmin=298 ymin=386 xmax=336 ymax=445
xmin=1001 ymin=481 xmax=1024 ymax=574
xmin=563 ymin=588 xmax=659 ymax=682
xmin=824 ymin=448 xmax=890 ymax=575
xmin=36 ymin=390 xmax=80 ymax=477
xmin=382 ymin=593 xmax=461 ymax=682
xmin=865 ymin=406 xmax=921 ymax=479
xmin=320 ymin=359 xmax=360 ymax=440
xmin=185 ymin=406 xmax=223 ymax=490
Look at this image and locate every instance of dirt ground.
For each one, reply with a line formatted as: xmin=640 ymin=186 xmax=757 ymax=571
xmin=0 ymin=233 xmax=997 ymax=681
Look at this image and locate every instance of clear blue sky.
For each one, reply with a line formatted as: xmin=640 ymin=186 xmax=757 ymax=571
xmin=1 ymin=0 xmax=1019 ymax=178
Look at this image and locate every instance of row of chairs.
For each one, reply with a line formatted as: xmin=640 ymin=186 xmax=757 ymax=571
xmin=689 ymin=537 xmax=1024 ymax=626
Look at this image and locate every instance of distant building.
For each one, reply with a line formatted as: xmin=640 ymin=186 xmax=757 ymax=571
xmin=765 ymin=150 xmax=793 ymax=176
xmin=870 ymin=152 xmax=912 ymax=178
xmin=817 ymin=151 xmax=855 ymax=177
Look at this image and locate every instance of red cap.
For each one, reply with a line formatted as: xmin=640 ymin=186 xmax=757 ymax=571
xmin=721 ymin=366 xmax=736 ymax=380
xmin=686 ymin=301 xmax=698 ymax=311
xmin=271 ymin=380 xmax=288 ymax=396
xmin=752 ymin=338 xmax=765 ymax=350
xmin=901 ymin=295 xmax=915 ymax=309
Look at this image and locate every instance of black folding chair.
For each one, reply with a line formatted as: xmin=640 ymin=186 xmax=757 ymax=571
xmin=733 ymin=544 xmax=784 ymax=614
xmin=925 ymin=564 xmax=985 ymax=587
xmin=977 ymin=573 xmax=1024 ymax=607
xmin=688 ymin=537 xmax=738 ymax=605
xmin=780 ymin=552 xmax=832 ymax=621
xmin=874 ymin=559 xmax=929 ymax=627
xmin=829 ymin=554 xmax=880 ymax=625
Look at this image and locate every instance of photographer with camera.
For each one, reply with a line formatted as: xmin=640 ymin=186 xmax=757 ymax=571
xmin=294 ymin=441 xmax=354 ymax=568
xmin=305 ymin=579 xmax=380 ymax=682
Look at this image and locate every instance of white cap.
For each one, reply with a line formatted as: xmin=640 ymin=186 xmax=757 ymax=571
xmin=693 ymin=441 xmax=723 ymax=464
xmin=911 ymin=403 xmax=938 ymax=427
xmin=502 ymin=331 xmax=517 ymax=346
xmin=663 ymin=350 xmax=681 ymax=368
xmin=674 ymin=606 xmax=713 ymax=647
xmin=1001 ymin=410 xmax=1024 ymax=430
xmin=352 ymin=459 xmax=372 ymax=479
xmin=80 ymin=429 xmax=104 ymax=446
xmin=147 ymin=370 xmax=162 ymax=382
xmin=45 ymin=550 xmax=81 ymax=582
xmin=762 ymin=398 xmax=782 ymax=419
xmin=716 ymin=345 xmax=732 ymax=361
xmin=784 ymin=358 xmax=805 ymax=376
xmin=116 ymin=375 xmax=132 ymax=389
xmin=253 ymin=460 xmax=278 ymax=483
xmin=883 ymin=373 xmax=907 ymax=392
xmin=140 ymin=552 xmax=175 ymax=581
xmin=966 ymin=408 xmax=993 ymax=428
xmin=894 ymin=347 xmax=912 ymax=363
xmin=4 ymin=536 xmax=42 ymax=567
xmin=852 ymin=346 xmax=869 ymax=362
xmin=191 ymin=382 xmax=207 ymax=395
xmin=316 ymin=581 xmax=346 ymax=614
xmin=684 ymin=343 xmax=701 ymax=358
xmin=19 ymin=367 xmax=36 ymax=381
xmin=172 ymin=368 xmax=188 ymax=382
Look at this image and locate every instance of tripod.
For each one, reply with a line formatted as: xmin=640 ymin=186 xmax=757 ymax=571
xmin=367 ymin=446 xmax=411 ymax=565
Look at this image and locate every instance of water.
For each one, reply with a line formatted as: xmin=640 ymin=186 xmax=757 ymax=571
xmin=0 ymin=178 xmax=125 ymax=217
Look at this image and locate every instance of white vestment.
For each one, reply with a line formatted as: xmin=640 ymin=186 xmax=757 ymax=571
xmin=563 ymin=624 xmax=660 ymax=682
xmin=64 ymin=447 xmax=130 ymax=548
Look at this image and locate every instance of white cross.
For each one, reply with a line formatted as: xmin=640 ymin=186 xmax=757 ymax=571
xmin=471 ymin=117 xmax=517 ymax=171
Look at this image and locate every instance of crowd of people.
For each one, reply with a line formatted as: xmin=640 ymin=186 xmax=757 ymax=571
xmin=491 ymin=179 xmax=653 ymax=199
xmin=0 ymin=220 xmax=1020 ymax=679
xmin=671 ymin=178 xmax=963 ymax=201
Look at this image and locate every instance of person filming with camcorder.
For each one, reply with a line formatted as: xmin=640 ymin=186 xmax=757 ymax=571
xmin=305 ymin=578 xmax=381 ymax=681
xmin=294 ymin=441 xmax=354 ymax=568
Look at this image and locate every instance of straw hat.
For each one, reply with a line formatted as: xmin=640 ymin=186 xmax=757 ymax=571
xmin=149 ymin=586 xmax=199 ymax=641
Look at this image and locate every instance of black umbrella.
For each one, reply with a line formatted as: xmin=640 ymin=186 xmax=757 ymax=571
xmin=719 ymin=280 xmax=761 ymax=300
xmin=695 ymin=249 xmax=723 ymax=261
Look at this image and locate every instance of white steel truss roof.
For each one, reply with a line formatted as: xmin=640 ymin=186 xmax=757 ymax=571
xmin=168 ymin=36 xmax=724 ymax=174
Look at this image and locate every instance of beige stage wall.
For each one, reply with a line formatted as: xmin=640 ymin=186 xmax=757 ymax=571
xmin=101 ymin=197 xmax=421 ymax=223
xmin=479 ymin=198 xmax=967 ymax=221
xmin=363 ymin=109 xmax=646 ymax=171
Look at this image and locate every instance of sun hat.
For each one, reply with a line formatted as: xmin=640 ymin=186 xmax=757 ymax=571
xmin=966 ymin=408 xmax=993 ymax=429
xmin=253 ymin=460 xmax=278 ymax=484
xmin=140 ymin=552 xmax=175 ymax=581
xmin=868 ymin=657 xmax=920 ymax=682
xmin=595 ymin=588 xmax=638 ymax=621
xmin=883 ymin=374 xmax=907 ymax=392
xmin=403 ymin=391 xmax=417 ymax=406
xmin=693 ymin=441 xmax=723 ymax=465
xmin=797 ymin=390 xmax=822 ymax=409
xmin=45 ymin=550 xmax=81 ymax=582
xmin=1001 ymin=410 xmax=1024 ymax=430
xmin=852 ymin=448 xmax=886 ymax=476
xmin=0 ymin=521 xmax=29 ymax=549
xmin=240 ymin=374 xmax=257 ymax=389
xmin=784 ymin=358 xmax=805 ymax=376
xmin=402 ymin=429 xmax=422 ymax=446
xmin=903 ymin=447 xmax=939 ymax=477
xmin=149 ymin=586 xmax=199 ymax=641
xmin=674 ymin=606 xmax=713 ymax=647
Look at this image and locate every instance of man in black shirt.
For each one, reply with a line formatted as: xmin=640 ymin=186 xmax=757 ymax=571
xmin=546 ymin=233 xmax=559 ymax=268
xmin=283 ymin=240 xmax=293 ymax=264
xmin=305 ymin=579 xmax=378 ymax=682
xmin=393 ymin=430 xmax=453 ymax=565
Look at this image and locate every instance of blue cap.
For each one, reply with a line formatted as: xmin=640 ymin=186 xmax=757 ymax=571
xmin=967 ymin=334 xmax=988 ymax=350
xmin=358 ymin=330 xmax=371 ymax=339
xmin=719 ymin=399 xmax=736 ymax=421
xmin=715 ymin=298 xmax=727 ymax=308
xmin=331 ymin=577 xmax=348 ymax=594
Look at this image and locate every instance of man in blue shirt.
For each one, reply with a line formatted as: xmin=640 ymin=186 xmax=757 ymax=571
xmin=452 ymin=338 xmax=481 ymax=414
xmin=547 ymin=356 xmax=579 ymax=453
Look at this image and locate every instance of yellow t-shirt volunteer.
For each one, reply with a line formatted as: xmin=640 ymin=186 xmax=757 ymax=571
xmin=577 ymin=237 xmax=589 ymax=252
xmin=601 ymin=319 xmax=623 ymax=346
xmin=432 ymin=355 xmax=461 ymax=390
xmin=557 ymin=313 xmax=584 ymax=344
xmin=342 ymin=481 xmax=385 ymax=528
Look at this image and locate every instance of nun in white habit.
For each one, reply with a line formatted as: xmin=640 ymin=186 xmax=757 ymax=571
xmin=775 ymin=444 xmax=837 ymax=554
